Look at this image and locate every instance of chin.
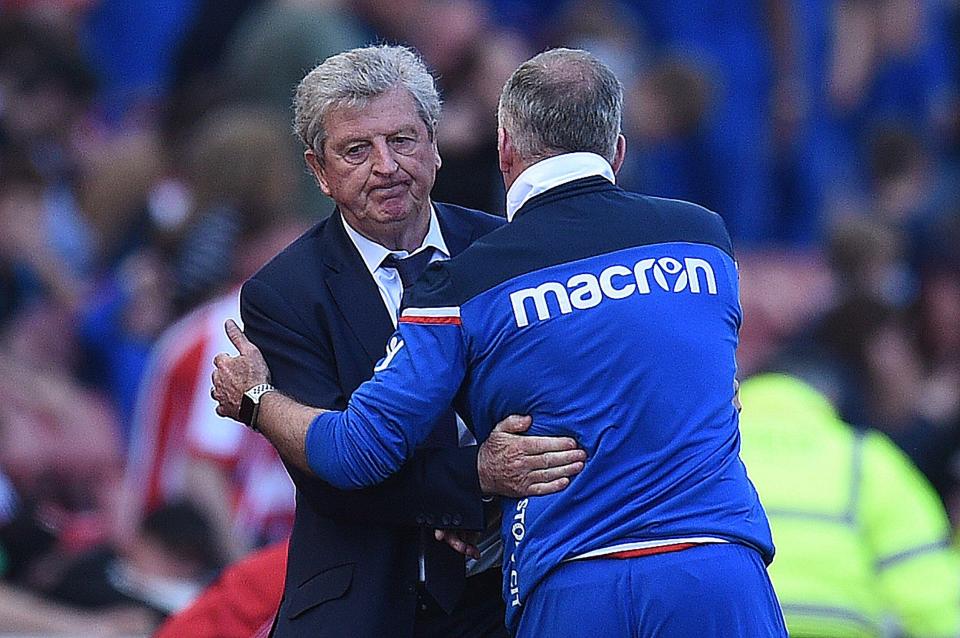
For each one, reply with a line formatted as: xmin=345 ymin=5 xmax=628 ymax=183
xmin=377 ymin=200 xmax=421 ymax=222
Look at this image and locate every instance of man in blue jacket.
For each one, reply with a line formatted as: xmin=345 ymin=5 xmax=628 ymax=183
xmin=215 ymin=48 xmax=786 ymax=637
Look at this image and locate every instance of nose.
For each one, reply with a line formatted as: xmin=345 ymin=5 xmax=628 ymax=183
xmin=370 ymin=138 xmax=399 ymax=174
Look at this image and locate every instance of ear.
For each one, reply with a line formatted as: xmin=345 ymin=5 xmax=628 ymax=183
xmin=433 ymin=138 xmax=442 ymax=171
xmin=305 ymin=149 xmax=332 ymax=197
xmin=497 ymin=127 xmax=513 ymax=175
xmin=611 ymin=134 xmax=627 ymax=175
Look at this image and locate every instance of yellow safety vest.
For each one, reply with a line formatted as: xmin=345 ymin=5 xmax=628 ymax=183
xmin=738 ymin=374 xmax=960 ymax=638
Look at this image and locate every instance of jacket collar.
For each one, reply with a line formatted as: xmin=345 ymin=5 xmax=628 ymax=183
xmin=506 ymin=152 xmax=615 ymax=221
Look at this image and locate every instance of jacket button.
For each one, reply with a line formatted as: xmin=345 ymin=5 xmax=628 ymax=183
xmin=452 ymin=515 xmax=462 ymax=525
xmin=424 ymin=515 xmax=435 ymax=526
xmin=415 ymin=515 xmax=425 ymax=525
xmin=441 ymin=514 xmax=452 ymax=526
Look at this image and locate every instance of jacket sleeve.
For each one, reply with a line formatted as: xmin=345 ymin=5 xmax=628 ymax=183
xmin=862 ymin=431 xmax=960 ymax=637
xmin=305 ymin=307 xmax=467 ymax=489
xmin=240 ymin=276 xmax=485 ymax=530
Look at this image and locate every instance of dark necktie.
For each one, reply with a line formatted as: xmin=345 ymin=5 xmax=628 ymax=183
xmin=381 ymin=250 xmax=435 ymax=289
xmin=383 ymin=249 xmax=466 ymax=613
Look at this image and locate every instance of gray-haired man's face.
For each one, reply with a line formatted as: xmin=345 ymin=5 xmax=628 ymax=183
xmin=307 ymin=87 xmax=441 ymax=248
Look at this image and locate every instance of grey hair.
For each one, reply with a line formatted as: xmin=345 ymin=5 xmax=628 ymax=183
xmin=294 ymin=45 xmax=441 ymax=153
xmin=497 ymin=48 xmax=622 ymax=163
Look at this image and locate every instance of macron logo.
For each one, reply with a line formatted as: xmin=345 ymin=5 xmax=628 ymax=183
xmin=509 ymin=257 xmax=718 ymax=328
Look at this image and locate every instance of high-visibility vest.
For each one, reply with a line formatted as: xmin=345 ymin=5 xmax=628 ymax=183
xmin=738 ymin=374 xmax=960 ymax=638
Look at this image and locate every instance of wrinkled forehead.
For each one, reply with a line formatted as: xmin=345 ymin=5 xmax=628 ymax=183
xmin=317 ymin=87 xmax=434 ymax=149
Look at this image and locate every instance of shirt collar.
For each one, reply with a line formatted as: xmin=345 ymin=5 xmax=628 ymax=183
xmin=341 ymin=204 xmax=450 ymax=276
xmin=505 ymin=152 xmax=616 ymax=222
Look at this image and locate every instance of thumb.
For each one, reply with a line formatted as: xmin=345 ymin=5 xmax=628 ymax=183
xmin=494 ymin=414 xmax=532 ymax=434
xmin=225 ymin=319 xmax=253 ymax=355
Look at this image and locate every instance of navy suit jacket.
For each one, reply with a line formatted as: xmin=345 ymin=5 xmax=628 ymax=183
xmin=240 ymin=203 xmax=504 ymax=636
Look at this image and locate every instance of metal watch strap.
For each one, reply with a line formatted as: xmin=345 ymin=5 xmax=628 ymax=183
xmin=241 ymin=383 xmax=276 ymax=431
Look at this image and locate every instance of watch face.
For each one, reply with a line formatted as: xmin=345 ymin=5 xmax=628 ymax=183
xmin=238 ymin=393 xmax=255 ymax=425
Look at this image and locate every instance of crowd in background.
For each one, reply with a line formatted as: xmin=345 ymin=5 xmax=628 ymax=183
xmin=0 ymin=0 xmax=957 ymax=634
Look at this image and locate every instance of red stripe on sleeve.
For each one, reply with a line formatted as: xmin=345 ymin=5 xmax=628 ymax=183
xmin=399 ymin=316 xmax=462 ymax=325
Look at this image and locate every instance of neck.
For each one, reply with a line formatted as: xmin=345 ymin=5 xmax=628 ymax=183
xmin=382 ymin=218 xmax=429 ymax=252
xmin=504 ymin=151 xmax=563 ymax=191
xmin=346 ymin=208 xmax=431 ymax=253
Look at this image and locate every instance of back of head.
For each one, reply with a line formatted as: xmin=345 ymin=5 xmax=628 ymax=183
xmin=497 ymin=48 xmax=622 ymax=163
xmin=293 ymin=45 xmax=441 ymax=154
xmin=186 ymin=105 xmax=295 ymax=226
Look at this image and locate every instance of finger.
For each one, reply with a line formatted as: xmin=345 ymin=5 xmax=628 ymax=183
xmin=215 ymin=404 xmax=227 ymax=417
xmin=538 ymin=460 xmax=585 ymax=481
xmin=519 ymin=435 xmax=579 ymax=455
xmin=526 ymin=462 xmax=585 ymax=485
xmin=434 ymin=529 xmax=446 ymax=541
xmin=447 ymin=536 xmax=479 ymax=558
xmin=493 ymin=414 xmax=532 ymax=434
xmin=526 ymin=477 xmax=570 ymax=497
xmin=528 ymin=449 xmax=587 ymax=469
xmin=225 ymin=319 xmax=253 ymax=355
xmin=213 ymin=353 xmax=232 ymax=368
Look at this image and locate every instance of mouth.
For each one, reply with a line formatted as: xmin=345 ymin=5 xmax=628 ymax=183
xmin=370 ymin=183 xmax=409 ymax=199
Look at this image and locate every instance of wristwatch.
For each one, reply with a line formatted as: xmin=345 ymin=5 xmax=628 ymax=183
xmin=238 ymin=383 xmax=276 ymax=431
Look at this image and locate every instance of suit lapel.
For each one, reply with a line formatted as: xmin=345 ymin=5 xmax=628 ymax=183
xmin=321 ymin=212 xmax=396 ymax=365
xmin=435 ymin=203 xmax=475 ymax=257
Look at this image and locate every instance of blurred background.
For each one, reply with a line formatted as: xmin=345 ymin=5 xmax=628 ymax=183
xmin=0 ymin=0 xmax=957 ymax=635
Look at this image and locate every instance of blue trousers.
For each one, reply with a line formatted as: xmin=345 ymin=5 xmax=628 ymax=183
xmin=515 ymin=543 xmax=787 ymax=637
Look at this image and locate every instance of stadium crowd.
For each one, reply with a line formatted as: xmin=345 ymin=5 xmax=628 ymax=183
xmin=0 ymin=0 xmax=957 ymax=635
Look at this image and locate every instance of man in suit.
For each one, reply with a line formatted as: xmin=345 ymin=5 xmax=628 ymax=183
xmin=231 ymin=45 xmax=587 ymax=637
xmin=214 ymin=47 xmax=787 ymax=636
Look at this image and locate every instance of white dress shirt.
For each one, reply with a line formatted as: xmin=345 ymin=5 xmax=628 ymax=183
xmin=505 ymin=151 xmax=615 ymax=222
xmin=342 ymin=205 xmax=450 ymax=327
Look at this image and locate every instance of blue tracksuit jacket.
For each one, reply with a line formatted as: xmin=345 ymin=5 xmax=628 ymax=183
xmin=306 ymin=175 xmax=774 ymax=632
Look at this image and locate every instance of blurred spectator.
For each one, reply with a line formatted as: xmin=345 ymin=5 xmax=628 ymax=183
xmin=219 ymin=0 xmax=367 ymax=220
xmin=739 ymin=373 xmax=960 ymax=638
xmin=865 ymin=122 xmax=960 ymax=269
xmin=735 ymin=250 xmax=832 ymax=377
xmin=0 ymin=497 xmax=215 ymax=634
xmin=118 ymin=292 xmax=296 ymax=562
xmin=170 ymin=0 xmax=263 ymax=93
xmin=771 ymin=217 xmax=912 ymax=415
xmin=154 ymin=539 xmax=287 ymax=638
xmin=0 ymin=582 xmax=154 ymax=636
xmin=0 ymin=155 xmax=88 ymax=326
xmin=74 ymin=132 xmax=175 ymax=428
xmin=42 ymin=502 xmax=222 ymax=618
xmin=80 ymin=0 xmax=202 ymax=123
xmin=619 ymin=1 xmax=791 ymax=245
xmin=0 ymin=317 xmax=121 ymax=555
xmin=115 ymin=107 xmax=303 ymax=561
xmin=222 ymin=0 xmax=364 ymax=114
xmin=426 ymin=8 xmax=529 ymax=213
xmin=761 ymin=211 xmax=960 ymax=509
xmin=827 ymin=215 xmax=913 ymax=305
xmin=827 ymin=0 xmax=955 ymax=137
xmin=170 ymin=106 xmax=297 ymax=311
xmin=622 ymin=54 xmax=718 ymax=212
